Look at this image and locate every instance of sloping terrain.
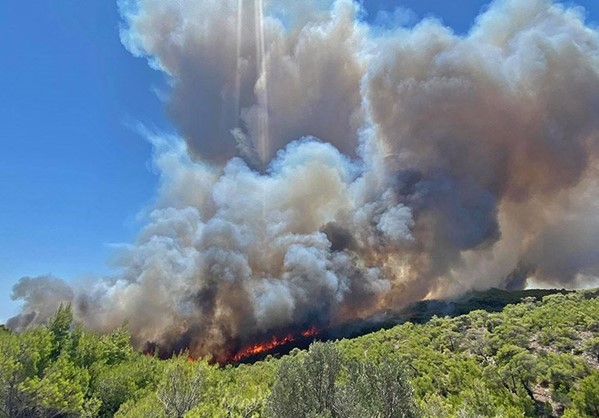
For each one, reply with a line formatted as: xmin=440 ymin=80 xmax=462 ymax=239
xmin=1 ymin=288 xmax=598 ymax=417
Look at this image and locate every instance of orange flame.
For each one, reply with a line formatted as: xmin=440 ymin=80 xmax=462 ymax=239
xmin=301 ymin=327 xmax=319 ymax=337
xmin=230 ymin=327 xmax=320 ymax=363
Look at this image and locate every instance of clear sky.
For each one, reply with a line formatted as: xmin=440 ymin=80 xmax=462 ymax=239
xmin=1 ymin=0 xmax=598 ymax=322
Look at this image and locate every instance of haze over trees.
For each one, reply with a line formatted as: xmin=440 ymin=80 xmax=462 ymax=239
xmin=1 ymin=289 xmax=598 ymax=417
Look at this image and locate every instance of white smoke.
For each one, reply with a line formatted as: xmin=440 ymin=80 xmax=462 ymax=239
xmin=8 ymin=0 xmax=599 ymax=359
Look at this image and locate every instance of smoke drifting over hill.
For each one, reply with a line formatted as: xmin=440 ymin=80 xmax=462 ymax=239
xmin=8 ymin=0 xmax=599 ymax=360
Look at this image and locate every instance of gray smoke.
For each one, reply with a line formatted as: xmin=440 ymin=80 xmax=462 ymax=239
xmin=7 ymin=276 xmax=74 ymax=332
xmin=119 ymin=0 xmax=365 ymax=164
xmin=9 ymin=0 xmax=599 ymax=359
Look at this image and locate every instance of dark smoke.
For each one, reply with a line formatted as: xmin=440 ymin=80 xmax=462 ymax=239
xmin=8 ymin=0 xmax=599 ymax=359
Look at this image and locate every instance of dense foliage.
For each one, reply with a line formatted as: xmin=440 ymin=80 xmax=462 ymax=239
xmin=1 ymin=289 xmax=598 ymax=417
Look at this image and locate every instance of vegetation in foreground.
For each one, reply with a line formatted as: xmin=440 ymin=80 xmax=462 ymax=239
xmin=1 ymin=289 xmax=599 ymax=417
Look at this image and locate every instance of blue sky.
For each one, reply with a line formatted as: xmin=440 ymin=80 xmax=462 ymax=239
xmin=1 ymin=0 xmax=598 ymax=322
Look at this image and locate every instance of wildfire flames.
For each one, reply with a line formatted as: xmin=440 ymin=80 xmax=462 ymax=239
xmin=230 ymin=327 xmax=320 ymax=363
xmin=300 ymin=327 xmax=319 ymax=338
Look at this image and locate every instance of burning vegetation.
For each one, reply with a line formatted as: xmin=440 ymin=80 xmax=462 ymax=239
xmin=229 ymin=327 xmax=320 ymax=363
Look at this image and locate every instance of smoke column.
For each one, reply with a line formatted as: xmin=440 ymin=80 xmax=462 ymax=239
xmin=8 ymin=0 xmax=599 ymax=360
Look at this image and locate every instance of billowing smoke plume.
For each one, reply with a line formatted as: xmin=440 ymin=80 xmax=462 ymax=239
xmin=8 ymin=0 xmax=599 ymax=359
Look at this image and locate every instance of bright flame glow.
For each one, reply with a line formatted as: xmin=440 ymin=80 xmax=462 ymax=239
xmin=301 ymin=327 xmax=319 ymax=338
xmin=230 ymin=327 xmax=320 ymax=363
xmin=232 ymin=333 xmax=295 ymax=362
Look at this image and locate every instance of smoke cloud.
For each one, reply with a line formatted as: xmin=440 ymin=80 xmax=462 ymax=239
xmin=9 ymin=0 xmax=599 ymax=360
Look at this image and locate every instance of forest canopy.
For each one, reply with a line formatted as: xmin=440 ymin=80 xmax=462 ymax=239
xmin=1 ymin=288 xmax=598 ymax=417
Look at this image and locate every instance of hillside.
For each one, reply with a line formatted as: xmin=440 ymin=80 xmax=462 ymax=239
xmin=1 ymin=288 xmax=598 ymax=417
xmin=337 ymin=288 xmax=599 ymax=417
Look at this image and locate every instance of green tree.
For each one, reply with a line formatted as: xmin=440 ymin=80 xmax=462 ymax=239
xmin=0 ymin=332 xmax=26 ymax=418
xmin=157 ymin=357 xmax=205 ymax=418
xmin=48 ymin=304 xmax=75 ymax=360
xmin=336 ymin=357 xmax=420 ymax=418
xmin=565 ymin=371 xmax=599 ymax=417
xmin=115 ymin=393 xmax=165 ymax=418
xmin=0 ymin=327 xmax=55 ymax=418
xmin=495 ymin=345 xmax=539 ymax=403
xmin=266 ymin=342 xmax=342 ymax=418
xmin=583 ymin=337 xmax=599 ymax=363
xmin=543 ymin=353 xmax=588 ymax=404
xmin=20 ymin=353 xmax=91 ymax=417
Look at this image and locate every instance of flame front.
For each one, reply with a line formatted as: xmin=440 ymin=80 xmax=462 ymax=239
xmin=232 ymin=334 xmax=294 ymax=362
xmin=301 ymin=327 xmax=319 ymax=338
xmin=231 ymin=327 xmax=320 ymax=363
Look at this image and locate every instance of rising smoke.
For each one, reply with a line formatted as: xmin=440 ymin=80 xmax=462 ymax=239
xmin=8 ymin=0 xmax=599 ymax=360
